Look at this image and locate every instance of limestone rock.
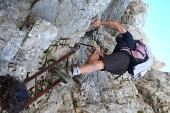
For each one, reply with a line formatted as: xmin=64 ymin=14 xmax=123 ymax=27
xmin=102 ymin=0 xmax=131 ymax=20
xmin=0 ymin=0 xmax=169 ymax=113
xmin=152 ymin=56 xmax=166 ymax=70
xmin=10 ymin=19 xmax=58 ymax=79
xmin=0 ymin=0 xmax=18 ymax=10
xmin=101 ymin=0 xmax=131 ymax=35
xmin=0 ymin=18 xmax=27 ymax=62
xmin=0 ymin=0 xmax=32 ymax=63
xmin=31 ymin=0 xmax=59 ymax=23
xmin=96 ymin=28 xmax=116 ymax=54
xmin=31 ymin=0 xmax=112 ymax=38
xmin=0 ymin=1 xmax=31 ymax=27
xmin=70 ymin=71 xmax=154 ymax=113
xmin=5 ymin=1 xmax=31 ymax=27
xmin=135 ymin=70 xmax=170 ymax=113
xmin=121 ymin=0 xmax=148 ymax=29
xmin=105 ymin=99 xmax=154 ymax=113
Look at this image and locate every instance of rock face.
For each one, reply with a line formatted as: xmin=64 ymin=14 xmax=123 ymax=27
xmin=122 ymin=0 xmax=148 ymax=29
xmin=70 ymin=72 xmax=154 ymax=113
xmin=31 ymin=0 xmax=112 ymax=37
xmin=102 ymin=0 xmax=131 ymax=20
xmin=0 ymin=20 xmax=27 ymax=62
xmin=0 ymin=0 xmax=31 ymax=27
xmin=121 ymin=0 xmax=149 ymax=43
xmin=0 ymin=0 xmax=170 ymax=113
xmin=136 ymin=70 xmax=170 ymax=113
xmin=0 ymin=0 xmax=31 ymax=62
xmin=0 ymin=0 xmax=18 ymax=10
xmin=11 ymin=19 xmax=58 ymax=79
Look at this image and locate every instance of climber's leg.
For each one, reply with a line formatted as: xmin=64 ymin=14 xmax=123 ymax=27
xmin=79 ymin=60 xmax=105 ymax=74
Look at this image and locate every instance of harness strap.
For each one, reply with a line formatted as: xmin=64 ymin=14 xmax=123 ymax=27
xmin=114 ymin=74 xmax=123 ymax=80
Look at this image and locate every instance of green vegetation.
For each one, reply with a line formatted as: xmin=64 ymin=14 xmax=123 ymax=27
xmin=137 ymin=110 xmax=144 ymax=113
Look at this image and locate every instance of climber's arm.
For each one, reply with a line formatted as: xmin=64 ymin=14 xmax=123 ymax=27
xmin=91 ymin=19 xmax=126 ymax=34
xmin=101 ymin=20 xmax=126 ymax=33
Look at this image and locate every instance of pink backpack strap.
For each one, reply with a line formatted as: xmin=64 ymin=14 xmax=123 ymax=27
xmin=137 ymin=40 xmax=145 ymax=47
xmin=120 ymin=47 xmax=131 ymax=55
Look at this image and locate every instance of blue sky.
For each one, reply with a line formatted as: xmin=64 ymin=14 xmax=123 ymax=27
xmin=144 ymin=0 xmax=170 ymax=72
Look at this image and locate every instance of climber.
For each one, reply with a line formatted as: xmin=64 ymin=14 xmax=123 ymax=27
xmin=0 ymin=75 xmax=29 ymax=113
xmin=70 ymin=19 xmax=131 ymax=76
xmin=70 ymin=19 xmax=152 ymax=79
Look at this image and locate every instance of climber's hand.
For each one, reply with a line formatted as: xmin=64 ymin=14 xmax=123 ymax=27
xmin=94 ymin=49 xmax=103 ymax=57
xmin=91 ymin=19 xmax=101 ymax=28
xmin=89 ymin=47 xmax=102 ymax=55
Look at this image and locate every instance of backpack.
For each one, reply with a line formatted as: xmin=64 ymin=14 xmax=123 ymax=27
xmin=115 ymin=40 xmax=153 ymax=80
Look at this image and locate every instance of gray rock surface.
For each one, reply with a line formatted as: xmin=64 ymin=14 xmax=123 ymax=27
xmin=0 ymin=0 xmax=18 ymax=10
xmin=10 ymin=19 xmax=58 ymax=79
xmin=136 ymin=70 xmax=170 ymax=113
xmin=0 ymin=0 xmax=169 ymax=113
xmin=71 ymin=72 xmax=154 ymax=113
xmin=122 ymin=0 xmax=148 ymax=29
xmin=102 ymin=0 xmax=131 ymax=20
xmin=101 ymin=0 xmax=131 ymax=35
xmin=31 ymin=0 xmax=59 ymax=23
xmin=0 ymin=0 xmax=34 ymax=10
xmin=5 ymin=1 xmax=31 ymax=27
xmin=31 ymin=0 xmax=112 ymax=37
xmin=96 ymin=28 xmax=116 ymax=54
xmin=0 ymin=0 xmax=31 ymax=27
xmin=0 ymin=0 xmax=33 ymax=62
xmin=0 ymin=19 xmax=27 ymax=61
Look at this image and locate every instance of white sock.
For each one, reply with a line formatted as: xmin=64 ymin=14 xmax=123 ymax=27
xmin=72 ymin=67 xmax=80 ymax=76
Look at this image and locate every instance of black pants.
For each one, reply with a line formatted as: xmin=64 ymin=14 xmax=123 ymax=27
xmin=99 ymin=51 xmax=130 ymax=75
